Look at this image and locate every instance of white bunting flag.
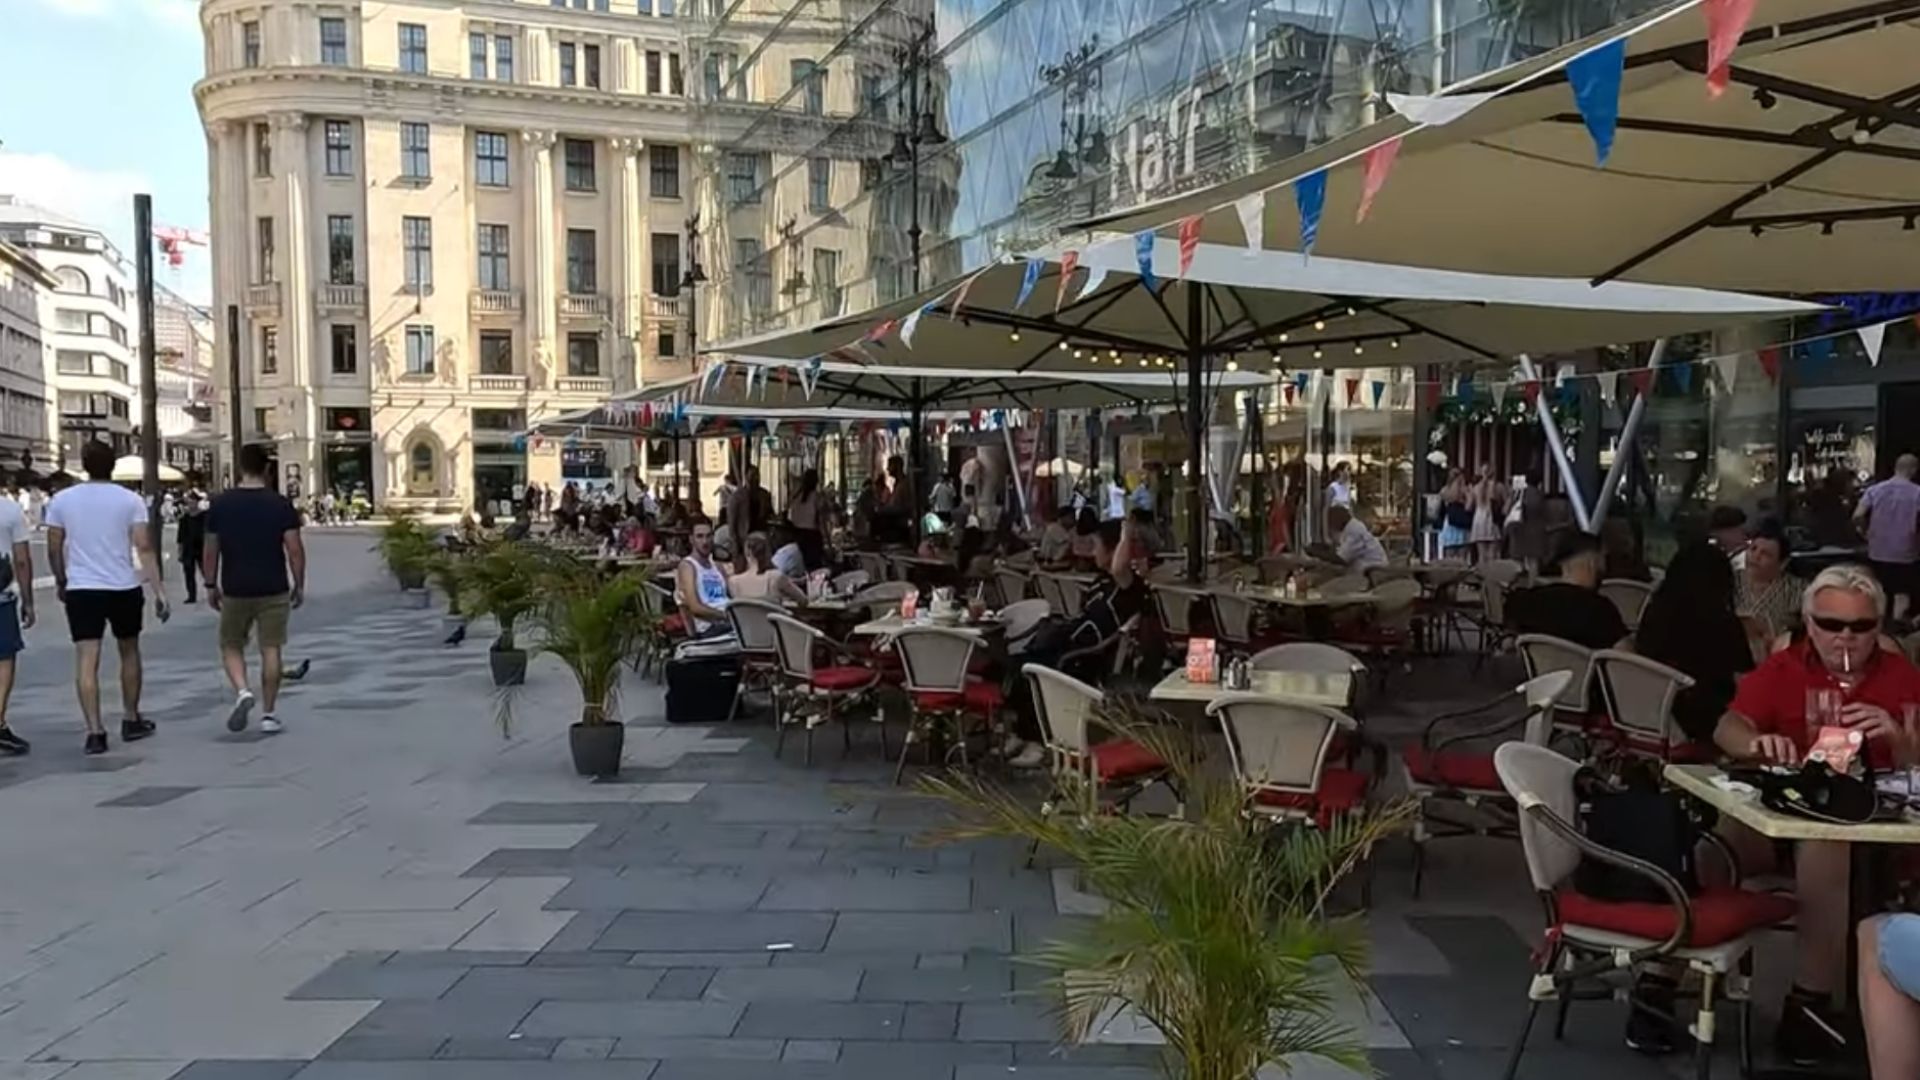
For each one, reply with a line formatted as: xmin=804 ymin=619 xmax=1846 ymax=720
xmin=1596 ymin=369 xmax=1620 ymax=405
xmin=1713 ymin=355 xmax=1740 ymax=394
xmin=1386 ymin=91 xmax=1497 ymax=127
xmin=766 ymin=418 xmax=781 ymax=436
xmin=1490 ymin=381 xmax=1509 ymax=409
xmin=1077 ymin=266 xmax=1110 ymax=304
xmin=901 ymin=306 xmax=925 ymax=349
xmin=1859 ymin=322 xmax=1887 ymax=366
xmin=1234 ymin=194 xmax=1263 ymax=253
xmin=688 ymin=414 xmax=705 ymax=435
xmin=1553 ymin=365 xmax=1572 ymax=391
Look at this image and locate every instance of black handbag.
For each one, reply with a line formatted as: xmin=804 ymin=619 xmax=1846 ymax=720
xmin=1740 ymin=762 xmax=1881 ymax=825
xmin=1573 ymin=766 xmax=1702 ymax=902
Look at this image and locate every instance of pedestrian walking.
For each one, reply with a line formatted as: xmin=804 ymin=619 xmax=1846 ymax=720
xmin=0 ymin=490 xmax=35 ymax=756
xmin=1854 ymin=453 xmax=1920 ymax=623
xmin=45 ymin=441 xmax=166 ymax=755
xmin=202 ymin=444 xmax=305 ymax=736
xmin=178 ymin=486 xmax=207 ymax=603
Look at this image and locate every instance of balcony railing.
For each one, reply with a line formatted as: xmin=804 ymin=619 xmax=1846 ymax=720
xmin=316 ymin=283 xmax=366 ymax=314
xmin=644 ymin=293 xmax=685 ymax=319
xmin=560 ymin=293 xmax=609 ymax=318
xmin=556 ymin=376 xmax=612 ymax=394
xmin=472 ymin=374 xmax=527 ymax=392
xmin=470 ymin=288 xmax=523 ymax=316
xmin=245 ymin=282 xmax=280 ymax=315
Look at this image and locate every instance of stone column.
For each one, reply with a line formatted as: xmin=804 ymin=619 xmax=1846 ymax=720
xmin=610 ymin=136 xmax=644 ymax=393
xmin=272 ymin=110 xmax=316 ymax=484
xmin=522 ymin=130 xmax=558 ymax=389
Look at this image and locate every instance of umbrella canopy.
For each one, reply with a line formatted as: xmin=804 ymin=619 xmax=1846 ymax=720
xmin=707 ymin=238 xmax=1819 ymax=373
xmin=111 ymin=456 xmax=185 ymax=483
xmin=528 ymin=400 xmax=921 ymax=441
xmin=1077 ymin=0 xmax=1920 ymax=292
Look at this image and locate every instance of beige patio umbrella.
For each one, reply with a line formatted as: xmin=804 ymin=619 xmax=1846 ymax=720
xmin=1077 ymin=0 xmax=1920 ymax=293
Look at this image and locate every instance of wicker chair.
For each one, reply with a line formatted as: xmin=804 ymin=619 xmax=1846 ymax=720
xmin=891 ymin=627 xmax=1002 ymax=784
xmin=766 ymin=613 xmax=882 ymax=765
xmin=724 ymin=599 xmax=784 ymax=725
xmin=1208 ymin=694 xmax=1368 ymax=828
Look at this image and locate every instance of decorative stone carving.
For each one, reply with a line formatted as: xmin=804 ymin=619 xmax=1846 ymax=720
xmin=268 ymin=111 xmax=308 ymax=132
xmin=521 ymin=129 xmax=557 ymax=151
xmin=531 ymin=339 xmax=555 ymax=390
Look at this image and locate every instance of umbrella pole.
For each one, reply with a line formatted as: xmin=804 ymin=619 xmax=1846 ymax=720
xmin=1587 ymin=338 xmax=1667 ymax=532
xmin=1249 ymin=391 xmax=1267 ymax=557
xmin=1520 ymin=354 xmax=1591 ymax=532
xmin=910 ymin=378 xmax=925 ymax=542
xmin=1185 ymin=284 xmax=1205 ymax=582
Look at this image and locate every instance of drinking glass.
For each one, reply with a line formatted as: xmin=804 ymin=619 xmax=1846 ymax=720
xmin=1806 ymin=686 xmax=1844 ymax=732
xmin=1903 ymin=703 xmax=1920 ymax=807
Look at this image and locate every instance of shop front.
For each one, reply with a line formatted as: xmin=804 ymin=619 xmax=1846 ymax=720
xmin=321 ymin=407 xmax=374 ymax=503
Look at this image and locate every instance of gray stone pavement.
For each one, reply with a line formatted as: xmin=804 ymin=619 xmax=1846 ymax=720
xmin=0 ymin=534 xmax=1760 ymax=1079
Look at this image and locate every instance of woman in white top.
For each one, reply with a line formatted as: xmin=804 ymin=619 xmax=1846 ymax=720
xmin=1468 ymin=462 xmax=1508 ymax=565
xmin=786 ymin=468 xmax=825 ymax=569
xmin=730 ymin=533 xmax=805 ymax=605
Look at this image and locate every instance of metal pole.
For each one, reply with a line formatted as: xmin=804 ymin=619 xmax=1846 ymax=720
xmin=225 ymin=303 xmax=243 ymax=489
xmin=1587 ymin=338 xmax=1667 ymax=530
xmin=1000 ymin=423 xmax=1029 ymax=531
xmin=909 ymin=378 xmax=925 ymax=540
xmin=134 ymin=194 xmax=162 ymax=562
xmin=1184 ymin=284 xmax=1205 ymax=581
xmin=1248 ymin=391 xmax=1266 ymax=556
xmin=1519 ymin=354 xmax=1591 ymax=531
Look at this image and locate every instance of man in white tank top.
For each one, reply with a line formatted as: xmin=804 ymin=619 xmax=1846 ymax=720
xmin=674 ymin=517 xmax=732 ymax=636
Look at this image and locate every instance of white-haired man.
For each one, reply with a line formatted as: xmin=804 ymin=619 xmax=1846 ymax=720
xmin=1712 ymin=564 xmax=1919 ymax=1066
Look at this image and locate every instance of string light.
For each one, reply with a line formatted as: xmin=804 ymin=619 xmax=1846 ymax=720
xmin=1312 ymin=320 xmax=1326 ymax=331
xmin=1113 ymin=355 xmax=1123 ymax=365
xmin=1073 ymin=349 xmax=1084 ymax=359
xmin=1226 ymin=360 xmax=1239 ymax=372
xmin=1389 ymin=337 xmax=1401 ymax=349
xmin=1312 ymin=347 xmax=1323 ymax=360
xmin=1270 ymin=351 xmax=1282 ymax=365
xmin=1138 ymin=358 xmax=1149 ymax=367
xmin=1278 ymin=332 xmax=1289 ymax=343
xmin=1353 ymin=344 xmax=1364 ymax=356
xmin=1009 ymin=330 xmax=1020 ymax=343
xmin=1108 ymin=349 xmax=1119 ymax=359
xmin=1344 ymin=307 xmax=1357 ymax=317
xmin=1057 ymin=340 xmax=1068 ymax=351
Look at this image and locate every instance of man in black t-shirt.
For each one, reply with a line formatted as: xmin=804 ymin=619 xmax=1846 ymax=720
xmin=202 ymin=444 xmax=306 ymax=736
xmin=1506 ymin=532 xmax=1628 ymax=650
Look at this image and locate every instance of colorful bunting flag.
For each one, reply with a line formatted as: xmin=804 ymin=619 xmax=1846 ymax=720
xmin=1521 ymin=379 xmax=1541 ymax=407
xmin=1596 ymin=370 xmax=1620 ymax=405
xmin=1455 ymin=375 xmax=1473 ymax=402
xmin=1387 ymin=90 xmax=1497 ymax=126
xmin=1712 ymin=355 xmax=1740 ymax=394
xmin=1672 ymin=363 xmax=1693 ymax=395
xmin=1293 ymin=372 xmax=1311 ymax=397
xmin=1490 ymin=381 xmax=1509 ymax=409
xmin=1234 ymin=194 xmax=1263 ymax=253
xmin=1054 ymin=250 xmax=1080 ymax=312
xmin=1356 ymin=137 xmax=1403 ymax=224
xmin=1859 ymin=322 xmax=1887 ymax=366
xmin=1294 ymin=171 xmax=1328 ymax=255
xmin=1757 ymin=347 xmax=1781 ymax=382
xmin=1077 ymin=266 xmax=1109 ymax=304
xmin=1177 ymin=216 xmax=1202 ymax=277
xmin=1626 ymin=367 xmax=1655 ymax=399
xmin=1283 ymin=383 xmax=1297 ymax=406
xmin=1703 ymin=0 xmax=1759 ymax=97
xmin=901 ymin=303 xmax=933 ymax=349
xmin=1014 ymin=258 xmax=1043 ymax=310
xmin=1345 ymin=376 xmax=1361 ymax=406
xmin=1134 ymin=231 xmax=1158 ymax=290
xmin=1802 ymin=337 xmax=1835 ymax=370
xmin=1370 ymin=380 xmax=1386 ymax=408
xmin=950 ymin=267 xmax=983 ymax=319
xmin=1567 ymin=38 xmax=1627 ymax=166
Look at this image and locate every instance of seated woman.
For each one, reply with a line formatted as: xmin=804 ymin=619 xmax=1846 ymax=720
xmin=1736 ymin=517 xmax=1803 ymax=652
xmin=730 ymin=533 xmax=806 ymax=605
xmin=1633 ymin=540 xmax=1753 ymax=745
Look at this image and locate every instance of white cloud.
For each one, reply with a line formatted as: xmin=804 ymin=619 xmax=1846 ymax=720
xmin=0 ymin=150 xmax=152 ymax=245
xmin=31 ymin=0 xmax=197 ymax=29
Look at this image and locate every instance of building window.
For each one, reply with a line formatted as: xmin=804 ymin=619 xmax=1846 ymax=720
xmin=650 ymin=232 xmax=680 ymax=296
xmin=330 ymin=324 xmax=357 ymax=373
xmin=702 ymin=54 xmax=723 ymax=101
xmin=398 ymin=23 xmax=427 ymax=73
xmin=862 ymin=71 xmax=887 ymax=122
xmin=326 ymin=215 xmax=355 ymax=284
xmin=473 ymin=407 xmax=526 ymax=431
xmin=734 ymin=238 xmax=770 ymax=317
xmin=469 ymin=32 xmax=487 ymax=78
xmin=495 ymin=35 xmax=513 ymax=80
xmin=400 ymin=121 xmax=430 ymax=180
xmin=668 ymin=52 xmax=683 ymax=94
xmin=791 ymin=58 xmax=823 ymax=115
xmin=476 ymin=224 xmax=510 ymax=290
xmin=860 ymin=158 xmax=882 ymax=192
xmin=807 ymin=157 xmax=831 ymax=211
xmin=402 ymin=216 xmax=432 ymax=292
xmin=648 ymin=144 xmax=679 ymax=198
xmin=243 ymin=20 xmax=261 ymax=67
xmin=253 ymin=407 xmax=273 ymax=433
xmin=583 ymin=44 xmax=601 ymax=89
xmin=646 ymin=51 xmax=662 ymax=93
xmin=725 ymin=151 xmax=759 ymax=204
xmin=252 ymin=122 xmax=271 ymax=178
xmin=563 ymin=138 xmax=595 ymax=191
xmin=54 ymin=267 xmax=88 ymax=294
xmin=814 ymin=248 xmax=841 ymax=317
xmin=323 ymin=119 xmax=353 ymax=176
xmin=260 ymin=326 xmax=279 ymax=374
xmin=320 ymin=17 xmax=347 ymax=65
xmin=565 ymin=229 xmax=596 ymax=294
xmin=566 ymin=333 xmax=600 ymax=377
xmin=255 ymin=216 xmax=274 ymax=282
xmin=478 ymin=332 xmax=513 ymax=375
xmin=473 ymin=131 xmax=509 ymax=186
xmin=559 ymin=42 xmax=576 ymax=86
xmin=408 ymin=441 xmax=435 ymax=491
xmin=404 ymin=325 xmax=434 ymax=375
xmin=657 ymin=327 xmax=677 ymax=360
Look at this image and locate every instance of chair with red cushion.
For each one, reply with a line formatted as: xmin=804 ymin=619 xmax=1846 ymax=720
xmin=1401 ymin=671 xmax=1570 ymax=896
xmin=639 ymin=581 xmax=685 ymax=681
xmin=766 ymin=612 xmax=882 ymax=765
xmin=1206 ymin=694 xmax=1369 ymax=829
xmin=1593 ymin=649 xmax=1709 ymax=764
xmin=1019 ymin=664 xmax=1178 ymax=863
xmin=725 ymin=599 xmax=784 ymax=725
xmin=1516 ymin=634 xmax=1609 ymax=746
xmin=1494 ymin=742 xmax=1791 ymax=1080
xmin=1152 ymin=584 xmax=1207 ymax=661
xmin=890 ymin=627 xmax=1001 ymax=784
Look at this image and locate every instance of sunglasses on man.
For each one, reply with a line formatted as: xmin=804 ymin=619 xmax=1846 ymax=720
xmin=1810 ymin=615 xmax=1879 ymax=635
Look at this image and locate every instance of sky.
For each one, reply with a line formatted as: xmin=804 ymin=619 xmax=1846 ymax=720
xmin=0 ymin=0 xmax=212 ymax=303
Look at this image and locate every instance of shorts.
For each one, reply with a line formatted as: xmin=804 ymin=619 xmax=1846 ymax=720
xmin=0 ymin=600 xmax=22 ymax=660
xmin=219 ymin=593 xmax=291 ymax=650
xmin=66 ymin=588 xmax=143 ymax=642
xmin=1879 ymin=912 xmax=1920 ymax=1000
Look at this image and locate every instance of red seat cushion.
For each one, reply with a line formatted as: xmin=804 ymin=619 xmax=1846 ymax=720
xmin=1555 ymin=886 xmax=1796 ymax=948
xmin=911 ymin=681 xmax=1005 ymax=713
xmin=1401 ymin=746 xmax=1503 ymax=791
xmin=1088 ymin=738 xmax=1167 ymax=782
xmin=1251 ymin=767 xmax=1370 ymax=826
xmin=811 ymin=666 xmax=877 ymax=691
xmin=661 ymin=613 xmax=687 ymax=636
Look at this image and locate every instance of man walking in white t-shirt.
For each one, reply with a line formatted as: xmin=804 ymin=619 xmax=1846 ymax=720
xmin=0 ymin=492 xmax=35 ymax=755
xmin=45 ymin=441 xmax=168 ymax=755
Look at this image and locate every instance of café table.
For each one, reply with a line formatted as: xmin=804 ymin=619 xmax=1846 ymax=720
xmin=852 ymin=611 xmax=1002 ymax=640
xmin=1148 ymin=668 xmax=1352 ymax=709
xmin=1216 ymin=584 xmax=1379 ymax=609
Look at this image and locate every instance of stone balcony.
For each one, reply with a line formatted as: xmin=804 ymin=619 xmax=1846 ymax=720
xmin=470 ymin=288 xmax=523 ymax=317
xmin=315 ymin=283 xmax=366 ymax=316
xmin=560 ymin=293 xmax=610 ymax=319
xmin=556 ymin=376 xmax=612 ymax=395
xmin=644 ymin=293 xmax=685 ymax=319
xmin=244 ymin=282 xmax=280 ymax=317
xmin=471 ymin=374 xmax=527 ymax=392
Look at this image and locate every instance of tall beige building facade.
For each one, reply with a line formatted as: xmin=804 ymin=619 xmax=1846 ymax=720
xmin=195 ymin=0 xmax=702 ymax=511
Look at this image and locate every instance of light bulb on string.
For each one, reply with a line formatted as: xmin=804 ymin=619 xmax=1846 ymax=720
xmin=1312 ymin=347 xmax=1323 ymax=360
xmin=1313 ymin=320 xmax=1325 ymax=331
xmin=1056 ymin=340 xmax=1068 ymax=351
xmin=1344 ymin=307 xmax=1356 ymax=317
xmin=1353 ymin=344 xmax=1364 ymax=356
xmin=1226 ymin=360 xmax=1239 ymax=372
xmin=1009 ymin=330 xmax=1020 ymax=343
xmin=1389 ymin=337 xmax=1401 ymax=350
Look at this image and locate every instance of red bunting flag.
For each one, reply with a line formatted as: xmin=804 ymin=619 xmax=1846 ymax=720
xmin=1627 ymin=368 xmax=1656 ymax=399
xmin=1177 ymin=216 xmax=1202 ymax=277
xmin=1355 ymin=136 xmax=1404 ymax=223
xmin=1283 ymin=384 xmax=1297 ymax=406
xmin=1344 ymin=376 xmax=1361 ymax=406
xmin=1054 ymin=250 xmax=1080 ymax=312
xmin=1757 ymin=347 xmax=1781 ymax=383
xmin=1703 ymin=0 xmax=1759 ymax=97
xmin=1423 ymin=381 xmax=1442 ymax=409
xmin=1521 ymin=379 xmax=1541 ymax=407
xmin=864 ymin=318 xmax=897 ymax=343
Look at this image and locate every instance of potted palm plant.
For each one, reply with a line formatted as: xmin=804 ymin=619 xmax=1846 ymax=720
xmin=506 ymin=566 xmax=652 ymax=775
xmin=919 ymin=712 xmax=1411 ymax=1080
xmin=376 ymin=515 xmax=435 ymax=604
xmin=460 ymin=541 xmax=539 ymax=686
xmin=428 ymin=549 xmax=471 ymax=635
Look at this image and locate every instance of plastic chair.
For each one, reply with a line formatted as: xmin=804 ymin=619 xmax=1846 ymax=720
xmin=1493 ymin=742 xmax=1790 ymax=1080
xmin=831 ymin=569 xmax=870 ymax=594
xmin=994 ymin=566 xmax=1031 ymax=608
xmin=766 ymin=613 xmax=881 ymax=765
xmin=1023 ymin=664 xmax=1175 ymax=826
xmin=725 ymin=599 xmax=783 ymax=724
xmin=1209 ymin=589 xmax=1261 ymax=647
xmin=855 ymin=551 xmax=891 ymax=583
xmin=640 ymin=581 xmax=685 ymax=680
xmin=1032 ymin=572 xmax=1067 ymax=616
xmin=850 ymin=581 xmax=914 ymax=618
xmin=1152 ymin=584 xmax=1207 ymax=641
xmin=1054 ymin=574 xmax=1091 ymax=619
xmin=1600 ymin=578 xmax=1656 ymax=630
xmin=1248 ymin=642 xmax=1366 ymax=710
xmin=1592 ymin=649 xmax=1704 ymax=762
xmin=1515 ymin=634 xmax=1604 ymax=742
xmin=892 ymin=627 xmax=1001 ymax=784
xmin=1207 ymin=694 xmax=1367 ymax=828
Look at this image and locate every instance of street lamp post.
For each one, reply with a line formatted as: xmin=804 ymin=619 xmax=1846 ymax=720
xmin=678 ymin=212 xmax=708 ymax=501
xmin=882 ymin=20 xmax=947 ymax=532
xmin=1041 ymin=38 xmax=1110 ymax=213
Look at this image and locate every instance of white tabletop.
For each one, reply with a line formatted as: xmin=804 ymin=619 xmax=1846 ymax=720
xmin=1216 ymin=584 xmax=1378 ymax=608
xmin=1664 ymin=764 xmax=1920 ymax=844
xmin=852 ymin=613 xmax=1001 ymax=639
xmin=1148 ymin=668 xmax=1352 ymax=708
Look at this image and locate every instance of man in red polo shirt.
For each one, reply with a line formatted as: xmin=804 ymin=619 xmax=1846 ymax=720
xmin=1714 ymin=564 xmax=1920 ymax=1066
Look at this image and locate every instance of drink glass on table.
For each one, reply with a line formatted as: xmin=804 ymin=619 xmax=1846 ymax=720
xmin=1903 ymin=703 xmax=1920 ymax=806
xmin=1806 ymin=686 xmax=1843 ymax=733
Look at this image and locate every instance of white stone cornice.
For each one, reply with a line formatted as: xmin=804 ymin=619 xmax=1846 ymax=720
xmin=608 ymin=135 xmax=645 ymax=153
xmin=269 ymin=110 xmax=308 ymax=131
xmin=521 ymin=129 xmax=558 ymax=150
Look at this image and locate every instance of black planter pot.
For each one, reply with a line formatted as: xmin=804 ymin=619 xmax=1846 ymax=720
xmin=569 ymin=721 xmax=624 ymax=777
xmin=490 ymin=645 xmax=527 ymax=687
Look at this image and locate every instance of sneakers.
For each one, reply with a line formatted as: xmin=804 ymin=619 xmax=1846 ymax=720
xmin=1009 ymin=743 xmax=1047 ymax=769
xmin=1624 ymin=973 xmax=1681 ymax=1055
xmin=226 ymin=689 xmax=255 ymax=732
xmin=1775 ymin=988 xmax=1847 ymax=1067
xmin=0 ymin=726 xmax=28 ymax=756
xmin=286 ymin=659 xmax=311 ymax=681
xmin=121 ymin=716 xmax=155 ymax=742
xmin=83 ymin=732 xmax=107 ymax=755
xmin=260 ymin=715 xmax=283 ymax=735
xmin=1001 ymin=734 xmax=1026 ymax=757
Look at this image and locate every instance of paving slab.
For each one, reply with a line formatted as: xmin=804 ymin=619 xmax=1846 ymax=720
xmin=517 ymin=1001 xmax=745 ymax=1039
xmin=593 ymin=912 xmax=835 ymax=953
